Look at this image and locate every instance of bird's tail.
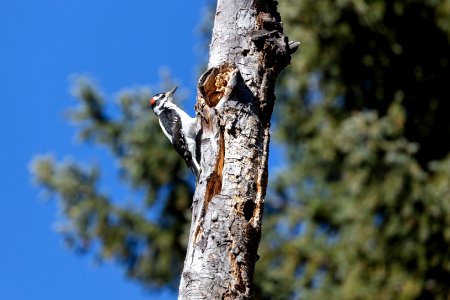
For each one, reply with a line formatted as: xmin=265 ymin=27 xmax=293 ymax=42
xmin=191 ymin=160 xmax=201 ymax=182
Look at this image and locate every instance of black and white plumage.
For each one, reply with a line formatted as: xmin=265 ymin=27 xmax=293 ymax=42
xmin=150 ymin=86 xmax=200 ymax=179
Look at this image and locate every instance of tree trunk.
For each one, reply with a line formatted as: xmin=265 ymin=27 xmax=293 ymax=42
xmin=178 ymin=0 xmax=297 ymax=298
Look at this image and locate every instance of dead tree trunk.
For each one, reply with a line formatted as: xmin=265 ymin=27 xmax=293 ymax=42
xmin=178 ymin=0 xmax=297 ymax=298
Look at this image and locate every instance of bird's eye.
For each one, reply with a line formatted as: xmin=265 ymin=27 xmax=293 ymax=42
xmin=160 ymin=94 xmax=165 ymax=99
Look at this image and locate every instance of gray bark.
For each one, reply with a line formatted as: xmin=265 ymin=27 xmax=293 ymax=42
xmin=178 ymin=0 xmax=297 ymax=299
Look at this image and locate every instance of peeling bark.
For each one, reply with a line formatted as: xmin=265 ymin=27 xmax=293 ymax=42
xmin=178 ymin=0 xmax=296 ymax=299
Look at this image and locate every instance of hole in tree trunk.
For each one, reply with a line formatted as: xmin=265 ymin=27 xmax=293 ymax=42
xmin=244 ymin=200 xmax=255 ymax=221
xmin=200 ymin=63 xmax=236 ymax=107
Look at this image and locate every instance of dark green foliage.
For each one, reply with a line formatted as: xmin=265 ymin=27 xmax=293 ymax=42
xmin=254 ymin=0 xmax=450 ymax=299
xmin=31 ymin=78 xmax=193 ymax=288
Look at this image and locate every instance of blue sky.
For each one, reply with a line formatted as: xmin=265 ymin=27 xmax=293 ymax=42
xmin=0 ymin=1 xmax=208 ymax=299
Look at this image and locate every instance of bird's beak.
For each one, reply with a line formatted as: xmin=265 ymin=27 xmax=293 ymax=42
xmin=166 ymin=86 xmax=178 ymax=98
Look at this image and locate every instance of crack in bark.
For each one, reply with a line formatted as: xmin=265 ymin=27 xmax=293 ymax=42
xmin=227 ymin=251 xmax=246 ymax=298
xmin=204 ymin=129 xmax=225 ymax=213
xmin=193 ymin=217 xmax=204 ymax=245
xmin=253 ymin=126 xmax=269 ymax=228
xmin=226 ymin=225 xmax=248 ymax=299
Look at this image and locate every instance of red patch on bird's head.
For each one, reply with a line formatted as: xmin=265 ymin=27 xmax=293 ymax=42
xmin=150 ymin=98 xmax=156 ymax=107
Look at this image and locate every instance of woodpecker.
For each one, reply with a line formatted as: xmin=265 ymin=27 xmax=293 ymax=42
xmin=150 ymin=86 xmax=200 ymax=179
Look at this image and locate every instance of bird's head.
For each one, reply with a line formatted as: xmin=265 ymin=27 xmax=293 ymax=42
xmin=149 ymin=86 xmax=178 ymax=115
